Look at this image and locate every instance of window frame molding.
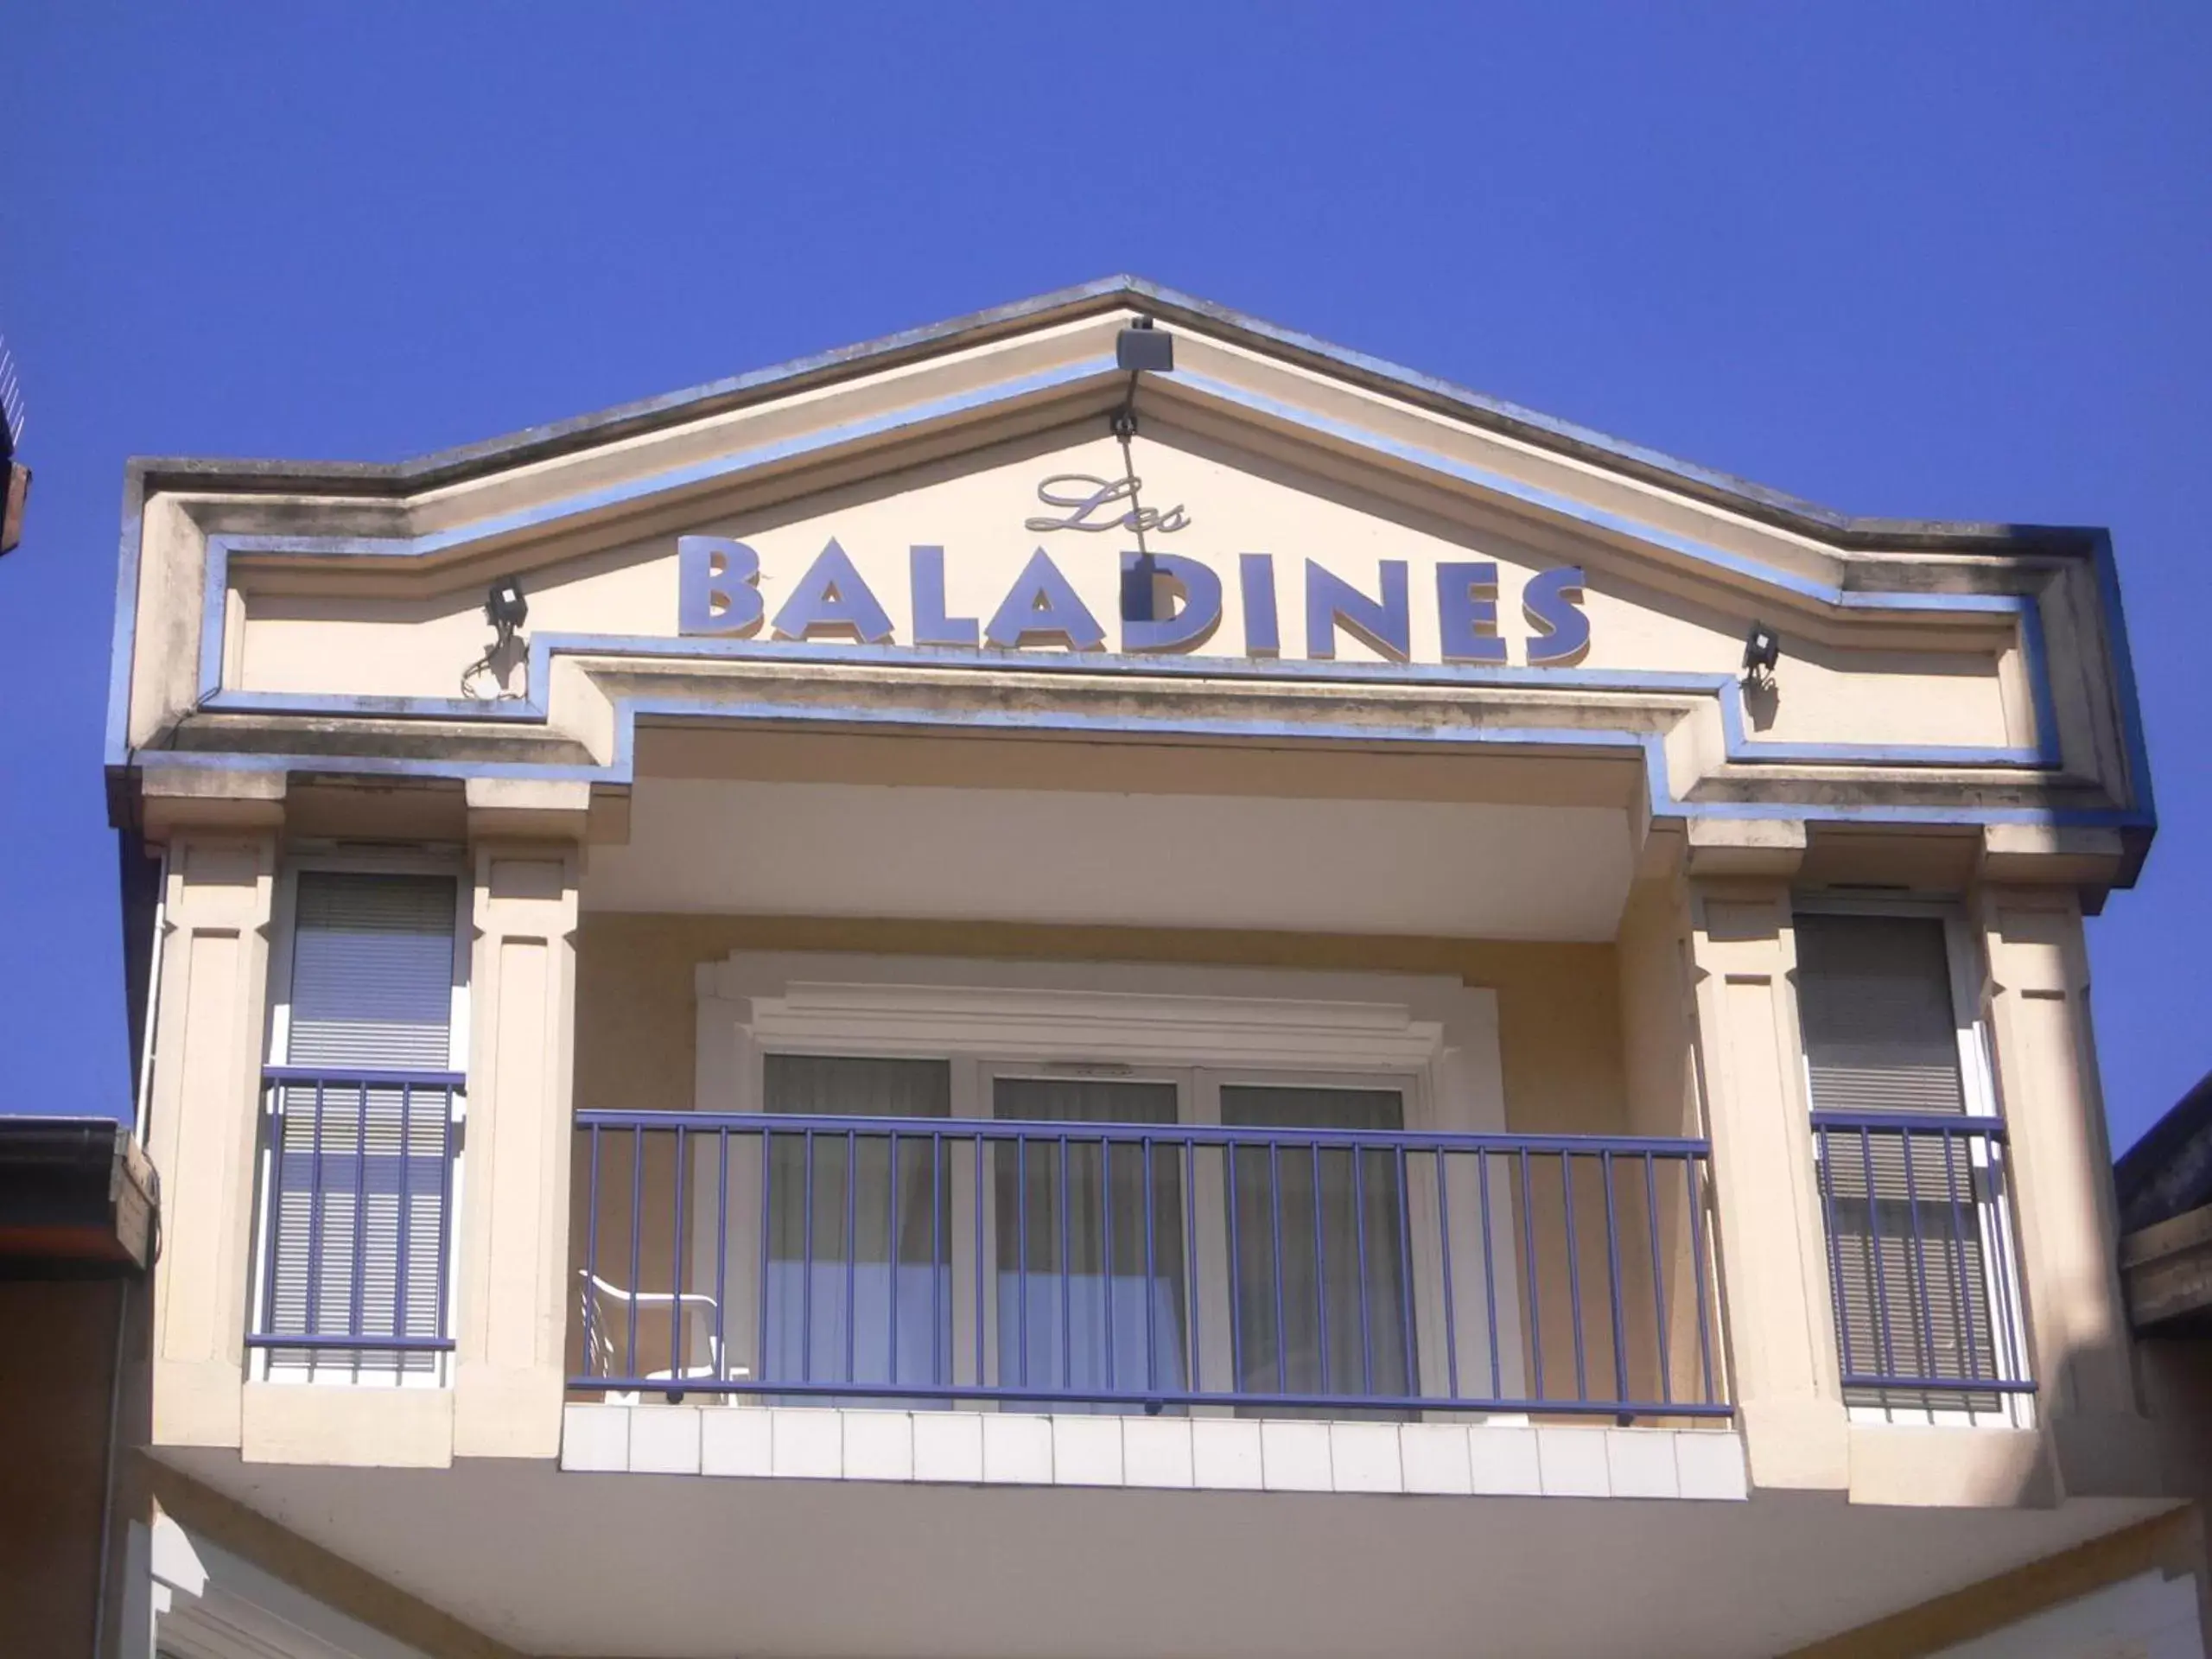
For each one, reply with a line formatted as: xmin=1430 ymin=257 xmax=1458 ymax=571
xmin=693 ymin=951 xmax=1518 ymax=1414
xmin=1789 ymin=893 xmax=2031 ymax=1428
xmin=247 ymin=847 xmax=474 ymax=1389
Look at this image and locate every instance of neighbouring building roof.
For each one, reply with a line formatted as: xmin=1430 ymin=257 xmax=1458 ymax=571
xmin=2115 ymin=1071 xmax=2212 ymax=1334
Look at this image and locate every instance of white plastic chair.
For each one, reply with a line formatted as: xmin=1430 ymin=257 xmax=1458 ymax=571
xmin=576 ymin=1269 xmax=744 ymax=1403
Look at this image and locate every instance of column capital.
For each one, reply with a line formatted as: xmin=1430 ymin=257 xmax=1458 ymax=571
xmin=1686 ymin=816 xmax=1806 ymax=880
xmin=141 ymin=765 xmax=285 ymax=838
xmin=464 ymin=777 xmax=589 ymax=844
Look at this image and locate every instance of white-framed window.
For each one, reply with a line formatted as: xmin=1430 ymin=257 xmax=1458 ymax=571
xmin=685 ymin=954 xmax=1522 ymax=1416
xmin=249 ymin=850 xmax=471 ymax=1387
xmin=1792 ymin=899 xmax=2031 ymax=1427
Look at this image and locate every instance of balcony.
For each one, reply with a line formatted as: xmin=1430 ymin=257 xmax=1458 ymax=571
xmin=565 ymin=1108 xmax=1727 ymax=1426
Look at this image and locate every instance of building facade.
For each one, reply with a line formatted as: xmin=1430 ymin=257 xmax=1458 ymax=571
xmin=107 ymin=279 xmax=2209 ymax=1658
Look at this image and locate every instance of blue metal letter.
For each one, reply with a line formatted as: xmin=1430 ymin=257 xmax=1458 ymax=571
xmin=985 ymin=549 xmax=1105 ymax=651
xmin=772 ymin=539 xmax=895 ymax=644
xmin=1306 ymin=560 xmax=1410 ymax=661
xmin=910 ymin=545 xmax=977 ymax=648
xmin=1121 ymin=552 xmax=1223 ymax=653
xmin=1437 ymin=562 xmax=1507 ymax=664
xmin=1523 ymin=566 xmax=1591 ymax=666
xmin=1240 ymin=554 xmax=1280 ymax=658
xmin=677 ymin=536 xmax=764 ymax=636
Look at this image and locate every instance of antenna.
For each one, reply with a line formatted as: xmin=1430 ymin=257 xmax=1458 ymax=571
xmin=0 ymin=336 xmax=29 ymax=556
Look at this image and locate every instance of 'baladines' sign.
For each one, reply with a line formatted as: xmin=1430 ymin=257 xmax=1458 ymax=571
xmin=677 ymin=536 xmax=1589 ymax=667
xmin=677 ymin=472 xmax=1588 ymax=666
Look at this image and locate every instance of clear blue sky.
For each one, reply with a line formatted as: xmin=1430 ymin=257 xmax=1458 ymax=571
xmin=2 ymin=8 xmax=2205 ymax=1149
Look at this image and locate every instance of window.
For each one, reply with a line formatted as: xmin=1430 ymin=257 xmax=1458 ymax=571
xmin=685 ymin=956 xmax=1529 ymax=1415
xmin=993 ymin=1076 xmax=1185 ymax=1410
xmin=760 ymin=1055 xmax=950 ymax=1398
xmin=256 ymin=868 xmax=465 ymax=1382
xmin=1795 ymin=908 xmax=2025 ymax=1420
xmin=1221 ymin=1085 xmax=1412 ymax=1411
xmin=741 ymin=1056 xmax=1427 ymax=1414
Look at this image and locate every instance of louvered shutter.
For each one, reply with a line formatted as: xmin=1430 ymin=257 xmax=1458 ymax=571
xmin=266 ymin=873 xmax=459 ymax=1377
xmin=1796 ymin=913 xmax=2000 ymax=1407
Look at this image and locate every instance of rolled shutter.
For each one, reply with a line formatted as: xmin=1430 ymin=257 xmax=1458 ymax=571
xmin=266 ymin=873 xmax=459 ymax=1376
xmin=1796 ymin=913 xmax=2001 ymax=1407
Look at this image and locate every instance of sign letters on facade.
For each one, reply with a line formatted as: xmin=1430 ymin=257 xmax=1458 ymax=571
xmin=677 ymin=477 xmax=1590 ymax=667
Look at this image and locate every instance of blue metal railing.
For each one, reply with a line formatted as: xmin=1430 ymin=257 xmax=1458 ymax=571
xmin=250 ymin=1066 xmax=463 ymax=1358
xmin=570 ymin=1109 xmax=1729 ymax=1420
xmin=1811 ymin=1109 xmax=2032 ymax=1400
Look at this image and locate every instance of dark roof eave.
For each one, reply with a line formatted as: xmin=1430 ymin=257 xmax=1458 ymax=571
xmin=0 ymin=1116 xmax=158 ymax=1275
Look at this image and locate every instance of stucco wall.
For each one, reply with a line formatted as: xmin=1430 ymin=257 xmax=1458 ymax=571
xmin=573 ymin=912 xmax=1627 ymax=1132
xmin=569 ymin=912 xmax=1649 ymax=1402
xmin=226 ymin=424 xmax=2025 ymax=757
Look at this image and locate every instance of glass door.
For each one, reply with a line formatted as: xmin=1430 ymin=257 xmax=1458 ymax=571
xmin=991 ymin=1076 xmax=1189 ymax=1411
xmin=760 ymin=1054 xmax=953 ymax=1401
xmin=1217 ymin=1084 xmax=1414 ymax=1413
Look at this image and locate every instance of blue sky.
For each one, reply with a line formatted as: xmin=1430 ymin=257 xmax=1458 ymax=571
xmin=1 ymin=7 xmax=2205 ymax=1149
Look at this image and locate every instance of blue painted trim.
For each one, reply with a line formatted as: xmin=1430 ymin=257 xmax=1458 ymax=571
xmin=181 ymin=363 xmax=2072 ymax=773
xmin=2018 ymin=594 xmax=2061 ymax=770
xmin=146 ymin=684 xmax=2155 ymax=830
xmin=2090 ymin=530 xmax=2158 ymax=829
xmin=189 ymin=353 xmax=1122 ymax=706
xmin=202 ymin=687 xmax=546 ymax=722
xmin=104 ymin=482 xmax=148 ymax=769
xmin=1176 ymin=371 xmax=2022 ymax=616
xmin=196 ymin=543 xmax=228 ymax=706
xmin=197 ymin=632 xmax=2057 ymax=770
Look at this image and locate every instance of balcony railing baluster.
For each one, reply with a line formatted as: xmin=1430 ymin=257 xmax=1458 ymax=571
xmin=248 ymin=1065 xmax=464 ymax=1364
xmin=569 ymin=1109 xmax=1732 ymax=1420
xmin=1809 ymin=1109 xmax=2033 ymax=1402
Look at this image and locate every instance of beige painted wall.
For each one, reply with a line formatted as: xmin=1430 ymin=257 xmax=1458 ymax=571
xmin=573 ymin=913 xmax=1628 ymax=1130
xmin=229 ymin=425 xmax=2020 ymax=755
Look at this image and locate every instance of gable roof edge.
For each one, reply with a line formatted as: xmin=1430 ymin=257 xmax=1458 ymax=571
xmin=123 ymin=274 xmax=2108 ymax=560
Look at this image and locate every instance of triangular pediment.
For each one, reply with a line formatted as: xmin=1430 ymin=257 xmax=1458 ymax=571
xmin=115 ymin=277 xmax=2151 ymax=854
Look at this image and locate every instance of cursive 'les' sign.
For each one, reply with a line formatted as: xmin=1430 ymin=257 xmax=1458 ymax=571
xmin=1024 ymin=474 xmax=1190 ymax=536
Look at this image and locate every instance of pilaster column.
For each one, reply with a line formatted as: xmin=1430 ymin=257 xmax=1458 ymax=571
xmin=142 ymin=778 xmax=283 ymax=1448
xmin=1684 ymin=853 xmax=1850 ymax=1490
xmin=452 ymin=782 xmax=584 ymax=1459
xmin=1975 ymin=885 xmax=2152 ymax=1490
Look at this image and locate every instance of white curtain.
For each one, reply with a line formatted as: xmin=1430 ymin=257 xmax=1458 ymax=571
xmin=761 ymin=1055 xmax=951 ymax=1398
xmin=1220 ymin=1084 xmax=1411 ymax=1411
xmin=993 ymin=1077 xmax=1187 ymax=1411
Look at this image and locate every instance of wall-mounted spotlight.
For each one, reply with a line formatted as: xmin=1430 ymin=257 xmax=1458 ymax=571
xmin=1742 ymin=620 xmax=1780 ymax=689
xmin=1110 ymin=320 xmax=1176 ymax=623
xmin=485 ymin=575 xmax=529 ymax=642
xmin=1116 ymin=316 xmax=1174 ymax=373
xmin=463 ymin=576 xmax=530 ymax=699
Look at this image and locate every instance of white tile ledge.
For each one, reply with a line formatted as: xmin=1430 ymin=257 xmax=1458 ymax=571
xmin=562 ymin=1404 xmax=1748 ymax=1501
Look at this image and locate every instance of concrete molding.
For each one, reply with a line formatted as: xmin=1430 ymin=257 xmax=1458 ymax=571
xmin=1688 ymin=815 xmax=1808 ymax=878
